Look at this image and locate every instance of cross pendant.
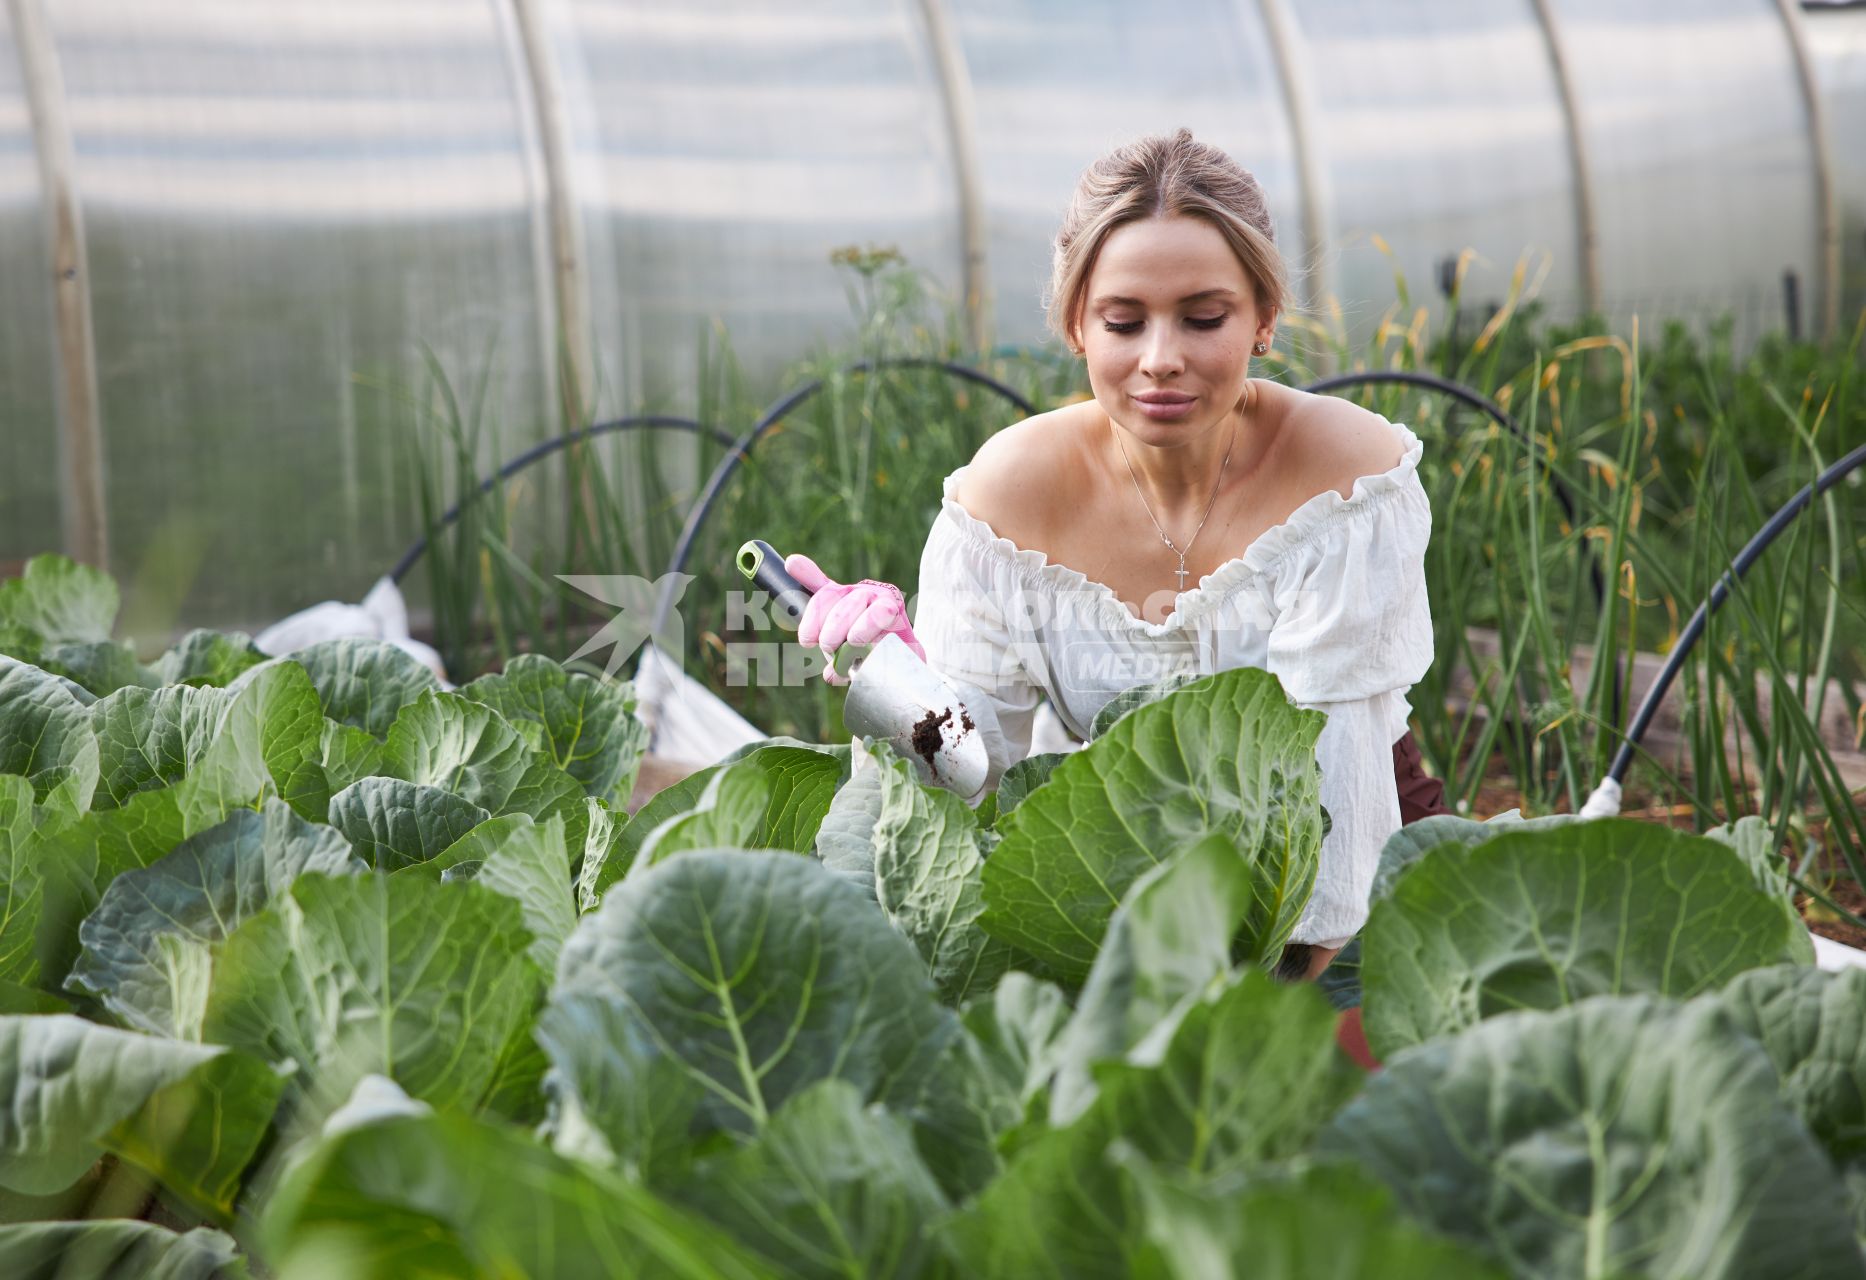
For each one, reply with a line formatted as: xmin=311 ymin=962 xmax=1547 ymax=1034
xmin=1173 ymin=560 xmax=1189 ymax=592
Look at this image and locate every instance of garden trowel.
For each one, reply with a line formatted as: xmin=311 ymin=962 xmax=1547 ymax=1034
xmin=736 ymin=539 xmax=989 ymax=796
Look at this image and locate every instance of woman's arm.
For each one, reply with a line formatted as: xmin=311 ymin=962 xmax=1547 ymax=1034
xmin=912 ymin=516 xmax=1044 ymax=802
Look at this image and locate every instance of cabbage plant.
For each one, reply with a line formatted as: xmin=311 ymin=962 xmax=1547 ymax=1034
xmin=0 ymin=552 xmax=1859 ymax=1279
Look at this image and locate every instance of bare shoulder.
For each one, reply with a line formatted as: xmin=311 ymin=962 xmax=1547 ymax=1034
xmin=1278 ymin=389 xmax=1407 ymax=500
xmin=947 ymin=403 xmax=1088 ymax=543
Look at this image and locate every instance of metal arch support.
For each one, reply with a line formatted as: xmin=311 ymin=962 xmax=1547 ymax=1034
xmin=490 ymin=0 xmax=570 ymax=434
xmin=913 ymin=0 xmax=991 ymax=353
xmin=1773 ymin=0 xmax=1841 ymax=344
xmin=1528 ymin=0 xmax=1602 ymax=318
xmin=9 ymin=0 xmax=106 ymax=569
xmin=507 ymin=0 xmax=595 ymax=419
xmin=387 ymin=415 xmax=745 ymax=586
xmin=1253 ymin=0 xmax=1334 ymax=374
xmin=646 ymin=359 xmax=1036 ymax=646
xmin=378 ymin=359 xmax=1035 ymax=625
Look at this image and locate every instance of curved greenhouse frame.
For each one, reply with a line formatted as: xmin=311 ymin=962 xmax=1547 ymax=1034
xmin=2 ymin=0 xmax=1860 ymax=625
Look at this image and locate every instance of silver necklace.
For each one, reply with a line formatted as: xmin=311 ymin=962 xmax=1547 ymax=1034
xmin=1111 ymin=400 xmax=1238 ymax=593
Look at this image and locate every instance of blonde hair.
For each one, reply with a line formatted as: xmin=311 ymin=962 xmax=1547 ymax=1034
xmin=1045 ymin=128 xmax=1290 ymax=354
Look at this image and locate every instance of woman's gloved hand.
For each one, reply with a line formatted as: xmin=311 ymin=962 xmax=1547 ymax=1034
xmin=784 ymin=554 xmax=925 ymax=687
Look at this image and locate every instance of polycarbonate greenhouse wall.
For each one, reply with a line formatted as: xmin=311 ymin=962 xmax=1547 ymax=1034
xmin=2 ymin=0 xmax=1861 ymax=630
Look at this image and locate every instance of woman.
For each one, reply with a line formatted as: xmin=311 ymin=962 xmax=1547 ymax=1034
xmin=788 ymin=128 xmax=1448 ymax=981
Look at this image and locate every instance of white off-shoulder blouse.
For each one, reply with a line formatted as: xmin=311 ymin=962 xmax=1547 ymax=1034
xmin=911 ymin=417 xmax=1435 ymax=948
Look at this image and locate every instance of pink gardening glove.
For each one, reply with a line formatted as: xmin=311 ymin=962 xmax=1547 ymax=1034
xmin=785 ymin=553 xmax=925 ymax=687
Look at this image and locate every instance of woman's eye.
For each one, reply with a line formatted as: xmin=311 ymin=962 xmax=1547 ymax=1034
xmin=1101 ymin=316 xmax=1227 ymax=334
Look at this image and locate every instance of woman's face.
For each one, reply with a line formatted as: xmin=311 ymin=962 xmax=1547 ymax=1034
xmin=1073 ymin=214 xmax=1273 ymax=441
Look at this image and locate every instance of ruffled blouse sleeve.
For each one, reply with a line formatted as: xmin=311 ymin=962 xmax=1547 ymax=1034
xmin=912 ymin=513 xmax=1043 ymax=804
xmin=1262 ymin=469 xmax=1434 ymax=948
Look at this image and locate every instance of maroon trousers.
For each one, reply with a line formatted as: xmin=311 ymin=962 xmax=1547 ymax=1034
xmin=1392 ymin=729 xmax=1451 ymax=824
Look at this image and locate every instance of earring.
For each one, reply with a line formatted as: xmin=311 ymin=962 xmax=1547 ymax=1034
xmin=1252 ymin=340 xmax=1269 ymax=354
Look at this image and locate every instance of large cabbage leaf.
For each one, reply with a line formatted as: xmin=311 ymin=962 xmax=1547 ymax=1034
xmin=536 ymin=990 xmax=706 ymax=1182
xmin=494 ymin=756 xmax=592 ymax=862
xmin=460 ymin=654 xmax=648 ymax=804
xmin=89 ymin=684 xmax=228 ymax=810
xmin=379 ymin=689 xmax=532 ymax=812
xmin=172 ymin=660 xmax=327 ymax=832
xmin=0 ymin=771 xmax=163 ymax=1001
xmin=549 ymin=850 xmax=957 ymax=1141
xmin=24 ymin=788 xmax=189 ymax=997
xmin=441 ymin=812 xmax=576 ymax=972
xmin=944 ymin=970 xmax=1360 ymax=1278
xmin=270 ymin=638 xmax=438 ymax=739
xmin=1712 ymin=964 xmax=1866 ymax=1234
xmin=201 ymin=872 xmax=543 ymax=1117
xmin=1122 ymin=1160 xmax=1505 ymax=1280
xmin=316 ymin=717 xmax=386 ymax=794
xmin=261 ymin=1106 xmax=774 ymax=1280
xmin=326 ymin=777 xmax=488 ymax=871
xmin=1713 ymin=964 xmax=1866 ymax=1165
xmin=37 ymin=642 xmax=160 ymax=699
xmin=0 ymin=1015 xmax=281 ymax=1214
xmin=149 ymin=628 xmax=267 ymax=689
xmin=0 ymin=556 xmax=116 ymax=647
xmin=812 ymin=743 xmax=889 ymax=899
xmin=979 ymin=668 xmax=1324 ymax=984
xmin=0 ymin=1220 xmax=239 ymax=1280
xmin=1361 ymin=818 xmax=1816 ymax=1057
xmin=633 ymin=746 xmax=846 ymax=871
xmin=68 ymin=799 xmax=362 ymax=1036
xmin=864 ymin=740 xmax=1009 ymax=1005
xmin=1045 ymin=833 xmax=1257 ymax=1124
xmin=672 ymin=1079 xmax=948 ymax=1280
xmin=1319 ymin=995 xmax=1861 ymax=1279
xmin=0 ymin=660 xmax=99 ymax=814
xmin=1367 ymin=810 xmax=1581 ymax=903
xmin=1320 ymin=811 xmax=1586 ymax=1013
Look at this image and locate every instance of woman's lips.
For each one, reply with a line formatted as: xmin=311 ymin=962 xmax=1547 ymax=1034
xmin=1134 ymin=393 xmax=1195 ymax=420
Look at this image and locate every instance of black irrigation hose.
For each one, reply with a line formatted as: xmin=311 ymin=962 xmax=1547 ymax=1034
xmin=1300 ymin=368 xmax=1621 ymax=730
xmin=645 ymin=358 xmax=1036 ymax=642
xmin=392 ymin=353 xmax=1858 ymax=798
xmin=1602 ymin=440 xmax=1866 ymax=788
xmin=383 ymin=356 xmax=1035 ymax=719
xmin=387 ymin=415 xmax=742 ymax=585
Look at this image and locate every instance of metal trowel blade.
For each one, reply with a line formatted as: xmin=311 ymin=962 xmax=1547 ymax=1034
xmin=841 ymin=633 xmax=990 ymax=796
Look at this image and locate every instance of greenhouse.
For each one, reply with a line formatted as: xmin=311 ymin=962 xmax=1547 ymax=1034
xmin=4 ymin=0 xmax=1865 ymax=620
xmin=0 ymin=1 xmax=1864 ymax=1277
